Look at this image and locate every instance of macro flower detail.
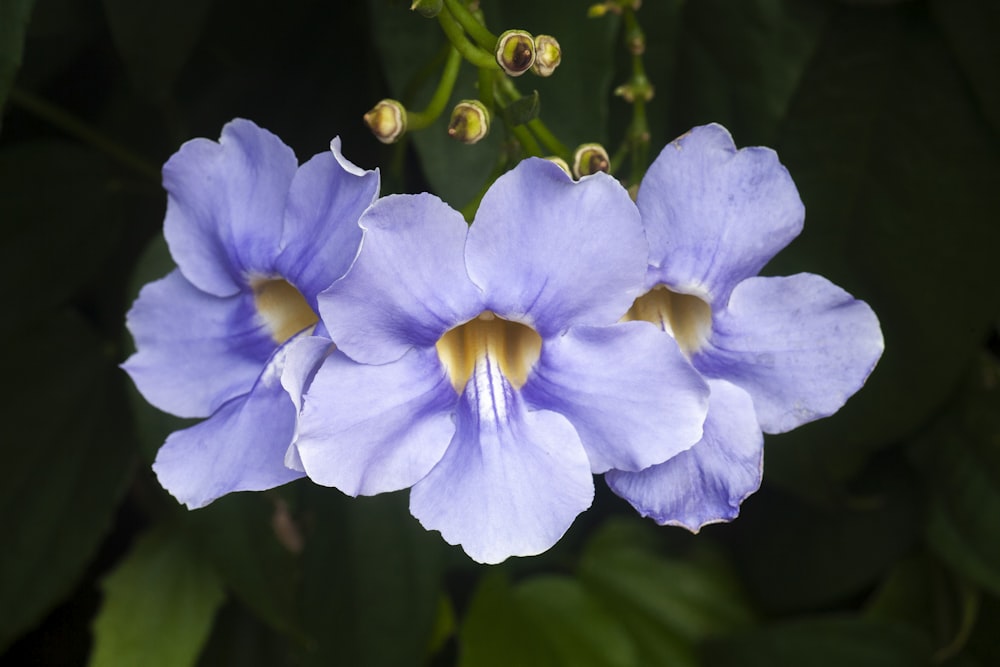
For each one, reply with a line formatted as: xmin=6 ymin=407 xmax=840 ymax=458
xmin=123 ymin=119 xmax=379 ymax=509
xmin=285 ymin=158 xmax=710 ymax=563
xmin=607 ymin=124 xmax=884 ymax=530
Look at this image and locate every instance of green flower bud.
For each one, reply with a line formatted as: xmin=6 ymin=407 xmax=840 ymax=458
xmin=363 ymin=99 xmax=407 ymax=144
xmin=531 ymin=35 xmax=562 ymax=77
xmin=448 ymin=100 xmax=491 ymax=144
xmin=410 ymin=0 xmax=442 ymax=18
xmin=572 ymin=143 xmax=610 ymax=178
xmin=495 ymin=29 xmax=536 ymax=77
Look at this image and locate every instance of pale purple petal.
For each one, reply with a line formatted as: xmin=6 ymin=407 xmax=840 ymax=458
xmin=294 ymin=347 xmax=457 ymax=495
xmin=606 ymin=379 xmax=762 ymax=530
xmin=278 ymin=334 xmax=335 ymax=472
xmin=319 ymin=193 xmax=483 ymax=364
xmin=693 ymin=273 xmax=884 ymax=433
xmin=123 ymin=269 xmax=274 ymax=418
xmin=521 ymin=321 xmax=709 ymax=474
xmin=276 ymin=137 xmax=378 ymax=306
xmin=466 ymin=159 xmax=647 ymax=336
xmin=410 ymin=358 xmax=594 ymax=564
xmin=163 ymin=119 xmax=298 ymax=296
xmin=638 ymin=124 xmax=804 ymax=305
xmin=151 ymin=349 xmax=305 ymax=509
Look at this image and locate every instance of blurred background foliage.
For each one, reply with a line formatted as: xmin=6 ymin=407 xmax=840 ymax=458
xmin=1 ymin=0 xmax=999 ymax=664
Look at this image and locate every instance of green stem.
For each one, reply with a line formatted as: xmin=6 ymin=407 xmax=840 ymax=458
xmin=478 ymin=66 xmax=497 ymax=111
xmin=495 ymin=76 xmax=568 ymax=159
xmin=406 ymin=46 xmax=463 ymax=130
xmin=527 ymin=118 xmax=569 ymax=160
xmin=438 ymin=8 xmax=499 ymax=70
xmin=629 ymin=95 xmax=649 ymax=184
xmin=442 ymin=0 xmax=497 ymax=51
xmin=9 ymin=88 xmax=160 ymax=182
xmin=511 ymin=123 xmax=543 ymax=157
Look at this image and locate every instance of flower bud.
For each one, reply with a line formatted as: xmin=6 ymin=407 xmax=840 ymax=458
xmin=363 ymin=99 xmax=407 ymax=144
xmin=572 ymin=143 xmax=610 ymax=178
xmin=531 ymin=35 xmax=562 ymax=77
xmin=495 ymin=29 xmax=535 ymax=77
xmin=448 ymin=100 xmax=491 ymax=144
xmin=410 ymin=0 xmax=442 ymax=18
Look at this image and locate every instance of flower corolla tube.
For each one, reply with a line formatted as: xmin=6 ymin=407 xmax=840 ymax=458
xmin=606 ymin=124 xmax=884 ymax=530
xmin=283 ymin=159 xmax=710 ymax=564
xmin=123 ymin=119 xmax=379 ymax=509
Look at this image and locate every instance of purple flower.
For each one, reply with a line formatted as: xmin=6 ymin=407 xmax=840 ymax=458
xmin=123 ymin=119 xmax=379 ymax=509
xmin=607 ymin=124 xmax=884 ymax=530
xmin=284 ymin=159 xmax=709 ymax=563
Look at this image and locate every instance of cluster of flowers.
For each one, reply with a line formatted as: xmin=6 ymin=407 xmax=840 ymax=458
xmin=124 ymin=119 xmax=883 ymax=564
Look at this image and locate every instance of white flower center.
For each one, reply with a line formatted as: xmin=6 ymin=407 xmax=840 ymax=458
xmin=250 ymin=277 xmax=319 ymax=344
xmin=435 ymin=311 xmax=542 ymax=394
xmin=624 ymin=284 xmax=712 ymax=357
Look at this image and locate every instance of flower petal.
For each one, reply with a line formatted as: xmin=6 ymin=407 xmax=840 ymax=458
xmin=151 ymin=348 xmax=304 ymax=509
xmin=294 ymin=347 xmax=457 ymax=495
xmin=694 ymin=273 xmax=884 ymax=433
xmin=466 ymin=158 xmax=647 ymax=336
xmin=163 ymin=119 xmax=299 ymax=296
xmin=410 ymin=357 xmax=594 ymax=564
xmin=638 ymin=124 xmax=804 ymax=305
xmin=123 ymin=269 xmax=275 ymax=418
xmin=319 ymin=193 xmax=483 ymax=364
xmin=521 ymin=321 xmax=709 ymax=474
xmin=606 ymin=379 xmax=763 ymax=531
xmin=276 ymin=137 xmax=378 ymax=306
xmin=278 ymin=334 xmax=335 ymax=472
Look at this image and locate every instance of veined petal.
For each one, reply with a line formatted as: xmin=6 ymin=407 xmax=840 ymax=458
xmin=466 ymin=159 xmax=647 ymax=336
xmin=410 ymin=356 xmax=594 ymax=564
xmin=276 ymin=137 xmax=378 ymax=307
xmin=694 ymin=273 xmax=884 ymax=433
xmin=521 ymin=322 xmax=709 ymax=474
xmin=294 ymin=347 xmax=457 ymax=495
xmin=319 ymin=193 xmax=483 ymax=364
xmin=151 ymin=347 xmax=305 ymax=509
xmin=638 ymin=124 xmax=804 ymax=305
xmin=123 ymin=269 xmax=275 ymax=418
xmin=163 ymin=119 xmax=298 ymax=296
xmin=606 ymin=379 xmax=763 ymax=531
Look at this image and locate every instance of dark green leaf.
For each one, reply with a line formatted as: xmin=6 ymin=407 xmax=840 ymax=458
xmin=911 ymin=355 xmax=1000 ymax=597
xmin=578 ymin=519 xmax=753 ymax=667
xmin=89 ymin=526 xmax=225 ymax=667
xmin=667 ymin=0 xmax=832 ymax=146
xmin=0 ymin=311 xmax=134 ymax=651
xmin=186 ymin=492 xmax=305 ymax=643
xmin=102 ymin=0 xmax=214 ymax=102
xmin=0 ymin=141 xmax=124 ymax=336
xmin=501 ymin=89 xmax=539 ymax=127
xmin=865 ymin=554 xmax=972 ymax=656
xmin=726 ymin=462 xmax=921 ymax=613
xmin=297 ymin=489 xmax=444 ymax=667
xmin=702 ymin=616 xmax=932 ymax=667
xmin=758 ymin=3 xmax=1000 ymax=494
xmin=197 ymin=600 xmax=296 ymax=667
xmin=459 ymin=573 xmax=637 ymax=667
xmin=0 ymin=0 xmax=35 ymax=118
xmin=929 ymin=0 xmax=1000 ymax=133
